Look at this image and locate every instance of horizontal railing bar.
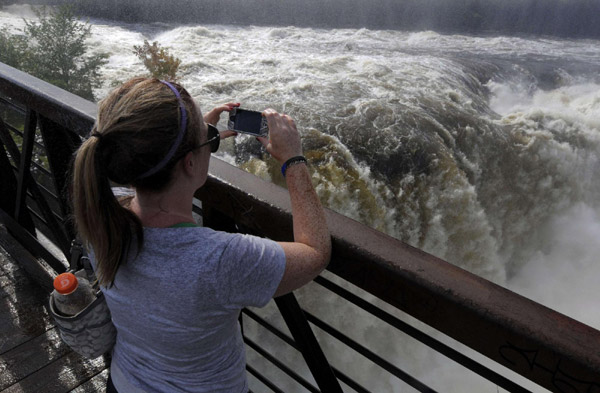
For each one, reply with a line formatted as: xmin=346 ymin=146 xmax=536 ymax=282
xmin=27 ymin=204 xmax=48 ymax=226
xmin=5 ymin=124 xmax=47 ymax=152
xmin=303 ymin=310 xmax=437 ymax=393
xmin=244 ymin=336 xmax=320 ymax=393
xmin=50 ymin=208 xmax=65 ymax=225
xmin=192 ymin=205 xmax=203 ymax=217
xmin=23 ymin=172 xmax=57 ymax=197
xmin=30 ymin=180 xmax=61 ymax=207
xmin=28 ymin=210 xmax=65 ymax=248
xmin=5 ymin=123 xmax=25 ymax=137
xmin=332 ymin=368 xmax=371 ymax=393
xmin=243 ymin=309 xmax=371 ymax=393
xmin=243 ymin=308 xmax=298 ymax=348
xmin=313 ymin=276 xmax=531 ymax=393
xmin=31 ymin=160 xmax=53 ymax=179
xmin=0 ymin=95 xmax=26 ymax=114
xmin=26 ymin=193 xmax=65 ymax=225
xmin=246 ymin=364 xmax=286 ymax=393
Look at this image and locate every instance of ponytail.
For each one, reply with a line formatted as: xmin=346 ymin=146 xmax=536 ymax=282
xmin=72 ymin=135 xmax=143 ymax=287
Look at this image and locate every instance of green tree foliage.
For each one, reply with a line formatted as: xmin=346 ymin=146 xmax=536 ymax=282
xmin=133 ymin=40 xmax=181 ymax=81
xmin=0 ymin=28 xmax=30 ymax=70
xmin=0 ymin=5 xmax=107 ymax=101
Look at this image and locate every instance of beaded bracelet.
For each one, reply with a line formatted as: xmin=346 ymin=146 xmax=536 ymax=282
xmin=281 ymin=156 xmax=307 ymax=177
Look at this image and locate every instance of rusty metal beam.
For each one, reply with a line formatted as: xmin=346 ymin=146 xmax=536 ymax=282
xmin=195 ymin=157 xmax=600 ymax=392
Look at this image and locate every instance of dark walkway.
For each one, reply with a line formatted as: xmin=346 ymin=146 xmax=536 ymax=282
xmin=0 ymin=230 xmax=109 ymax=393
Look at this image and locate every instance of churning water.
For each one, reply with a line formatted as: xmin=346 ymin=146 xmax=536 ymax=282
xmin=2 ymin=4 xmax=600 ymax=391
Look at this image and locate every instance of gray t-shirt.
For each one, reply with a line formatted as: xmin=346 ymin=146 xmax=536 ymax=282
xmin=91 ymin=226 xmax=286 ymax=392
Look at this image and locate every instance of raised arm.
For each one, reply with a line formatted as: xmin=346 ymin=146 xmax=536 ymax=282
xmin=258 ymin=109 xmax=331 ymax=297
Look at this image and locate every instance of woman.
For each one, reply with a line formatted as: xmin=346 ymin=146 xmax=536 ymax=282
xmin=71 ymin=77 xmax=331 ymax=392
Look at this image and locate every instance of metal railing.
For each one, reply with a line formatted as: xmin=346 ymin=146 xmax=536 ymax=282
xmin=1 ymin=61 xmax=599 ymax=392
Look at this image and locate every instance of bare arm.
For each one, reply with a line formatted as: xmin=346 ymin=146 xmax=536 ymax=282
xmin=258 ymin=110 xmax=331 ymax=297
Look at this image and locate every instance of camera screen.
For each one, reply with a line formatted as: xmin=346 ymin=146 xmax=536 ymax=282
xmin=235 ymin=110 xmax=263 ymax=134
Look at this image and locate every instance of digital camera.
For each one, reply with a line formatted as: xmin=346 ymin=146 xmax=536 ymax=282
xmin=228 ymin=108 xmax=269 ymax=137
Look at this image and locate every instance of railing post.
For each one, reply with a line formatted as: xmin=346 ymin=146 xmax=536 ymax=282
xmin=275 ymin=294 xmax=344 ymax=393
xmin=14 ymin=109 xmax=36 ymax=226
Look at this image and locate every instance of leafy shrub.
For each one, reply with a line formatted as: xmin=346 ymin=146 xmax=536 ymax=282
xmin=133 ymin=40 xmax=181 ymax=81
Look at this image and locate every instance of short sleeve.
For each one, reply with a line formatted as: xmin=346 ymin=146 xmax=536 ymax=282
xmin=219 ymin=234 xmax=286 ymax=308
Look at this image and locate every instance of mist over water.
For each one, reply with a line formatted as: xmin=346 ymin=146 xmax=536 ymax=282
xmin=2 ymin=4 xmax=600 ymax=391
xmin=22 ymin=0 xmax=600 ymax=38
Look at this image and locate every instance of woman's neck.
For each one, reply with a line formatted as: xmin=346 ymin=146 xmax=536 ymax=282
xmin=130 ymin=189 xmax=195 ymax=228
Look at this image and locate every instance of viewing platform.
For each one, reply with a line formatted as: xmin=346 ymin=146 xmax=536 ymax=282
xmin=0 ymin=227 xmax=108 ymax=392
xmin=1 ymin=60 xmax=600 ymax=392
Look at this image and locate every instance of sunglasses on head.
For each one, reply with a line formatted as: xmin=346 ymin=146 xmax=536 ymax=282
xmin=197 ymin=123 xmax=220 ymax=153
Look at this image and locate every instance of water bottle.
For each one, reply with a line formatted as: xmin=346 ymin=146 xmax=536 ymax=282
xmin=52 ymin=272 xmax=96 ymax=316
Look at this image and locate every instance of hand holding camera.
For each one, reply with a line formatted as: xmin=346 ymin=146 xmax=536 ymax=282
xmin=222 ymin=105 xmax=302 ymax=166
xmin=256 ymin=108 xmax=302 ymax=165
xmin=203 ymin=102 xmax=240 ymax=140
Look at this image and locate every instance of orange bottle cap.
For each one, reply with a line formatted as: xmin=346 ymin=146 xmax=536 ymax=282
xmin=53 ymin=273 xmax=79 ymax=295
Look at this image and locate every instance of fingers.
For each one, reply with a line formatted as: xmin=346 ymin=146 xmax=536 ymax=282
xmin=213 ymin=102 xmax=240 ymax=114
xmin=261 ymin=108 xmax=302 ymax=163
xmin=256 ymin=136 xmax=270 ymax=148
xmin=219 ymin=130 xmax=238 ymax=140
xmin=203 ymin=103 xmax=241 ymax=125
xmin=262 ymin=109 xmax=296 ymax=132
xmin=220 ymin=102 xmax=241 ymax=113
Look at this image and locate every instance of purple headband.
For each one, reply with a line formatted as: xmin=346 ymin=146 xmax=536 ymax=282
xmin=136 ymin=80 xmax=188 ymax=179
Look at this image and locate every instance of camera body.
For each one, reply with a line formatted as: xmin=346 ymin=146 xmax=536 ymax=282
xmin=228 ymin=108 xmax=269 ymax=137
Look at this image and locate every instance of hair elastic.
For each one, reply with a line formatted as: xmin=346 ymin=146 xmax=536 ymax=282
xmin=136 ymin=80 xmax=188 ymax=180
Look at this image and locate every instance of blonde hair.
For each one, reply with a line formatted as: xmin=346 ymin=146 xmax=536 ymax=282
xmin=72 ymin=77 xmax=202 ymax=286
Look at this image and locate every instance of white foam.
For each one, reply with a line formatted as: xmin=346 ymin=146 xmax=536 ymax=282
xmin=508 ymin=203 xmax=600 ymax=328
xmin=0 ymin=4 xmax=37 ymax=33
xmin=490 ymin=81 xmax=600 ymax=129
xmin=1 ymin=3 xmax=38 ymax=19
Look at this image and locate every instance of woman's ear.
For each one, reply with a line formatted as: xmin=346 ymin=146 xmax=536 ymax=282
xmin=182 ymin=151 xmax=196 ymax=177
